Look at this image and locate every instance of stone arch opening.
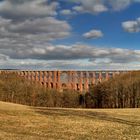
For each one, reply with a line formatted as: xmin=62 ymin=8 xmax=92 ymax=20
xmin=51 ymin=83 xmax=53 ymax=88
xmin=46 ymin=83 xmax=48 ymax=88
xmin=76 ymin=83 xmax=79 ymax=91
xmin=62 ymin=83 xmax=67 ymax=87
xmin=71 ymin=83 xmax=73 ymax=89
xmin=56 ymin=83 xmax=58 ymax=89
xmin=62 ymin=83 xmax=68 ymax=91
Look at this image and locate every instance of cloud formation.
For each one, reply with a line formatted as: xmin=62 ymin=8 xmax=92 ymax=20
xmin=0 ymin=0 xmax=58 ymax=18
xmin=1 ymin=43 xmax=140 ymax=64
xmin=60 ymin=9 xmax=75 ymax=15
xmin=83 ymin=29 xmax=103 ymax=39
xmin=0 ymin=0 xmax=71 ymax=43
xmin=108 ymin=0 xmax=131 ymax=11
xmin=0 ymin=53 xmax=9 ymax=61
xmin=0 ymin=16 xmax=71 ymax=45
xmin=71 ymin=0 xmax=140 ymax=14
xmin=0 ymin=0 xmax=139 ymax=70
xmin=122 ymin=17 xmax=140 ymax=33
xmin=72 ymin=0 xmax=108 ymax=14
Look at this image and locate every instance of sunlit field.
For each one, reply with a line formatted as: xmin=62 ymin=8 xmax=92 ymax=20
xmin=0 ymin=101 xmax=140 ymax=140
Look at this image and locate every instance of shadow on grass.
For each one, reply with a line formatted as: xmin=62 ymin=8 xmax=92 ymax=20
xmin=34 ymin=107 xmax=140 ymax=126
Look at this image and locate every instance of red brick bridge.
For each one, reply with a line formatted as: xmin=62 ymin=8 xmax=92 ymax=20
xmin=0 ymin=70 xmax=126 ymax=92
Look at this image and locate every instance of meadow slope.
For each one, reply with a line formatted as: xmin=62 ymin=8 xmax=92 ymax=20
xmin=0 ymin=101 xmax=140 ymax=140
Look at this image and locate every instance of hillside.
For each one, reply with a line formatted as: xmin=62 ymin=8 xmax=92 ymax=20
xmin=0 ymin=101 xmax=140 ymax=140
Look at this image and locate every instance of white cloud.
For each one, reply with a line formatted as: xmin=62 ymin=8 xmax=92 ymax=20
xmin=71 ymin=0 xmax=140 ymax=14
xmin=0 ymin=42 xmax=140 ymax=70
xmin=0 ymin=54 xmax=9 ymax=61
xmin=9 ymin=17 xmax=70 ymax=33
xmin=1 ymin=43 xmax=140 ymax=65
xmin=0 ymin=0 xmax=137 ymax=18
xmin=0 ymin=16 xmax=71 ymax=43
xmin=60 ymin=9 xmax=75 ymax=15
xmin=0 ymin=0 xmax=139 ymax=70
xmin=0 ymin=58 xmax=140 ymax=70
xmin=73 ymin=0 xmax=108 ymax=14
xmin=122 ymin=17 xmax=140 ymax=33
xmin=108 ymin=0 xmax=131 ymax=11
xmin=0 ymin=0 xmax=71 ymax=44
xmin=0 ymin=16 xmax=11 ymax=26
xmin=0 ymin=0 xmax=58 ymax=18
xmin=83 ymin=29 xmax=103 ymax=39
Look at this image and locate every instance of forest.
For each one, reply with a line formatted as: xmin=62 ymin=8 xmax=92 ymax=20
xmin=0 ymin=71 xmax=140 ymax=108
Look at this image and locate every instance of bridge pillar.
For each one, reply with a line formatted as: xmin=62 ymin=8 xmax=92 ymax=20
xmin=27 ymin=71 xmax=31 ymax=80
xmin=72 ymin=71 xmax=76 ymax=90
xmin=79 ymin=71 xmax=83 ymax=92
xmin=91 ymin=72 xmax=96 ymax=85
xmin=57 ymin=71 xmax=61 ymax=90
xmin=43 ymin=71 xmax=48 ymax=88
xmin=106 ymin=72 xmax=109 ymax=80
xmin=67 ymin=71 xmax=71 ymax=90
xmin=20 ymin=71 xmax=23 ymax=77
xmin=31 ymin=71 xmax=35 ymax=82
xmin=53 ymin=71 xmax=57 ymax=89
xmin=24 ymin=71 xmax=27 ymax=79
xmin=84 ymin=72 xmax=89 ymax=92
xmin=113 ymin=72 xmax=116 ymax=78
xmin=39 ymin=71 xmax=43 ymax=85
xmin=48 ymin=71 xmax=52 ymax=88
xmin=35 ymin=71 xmax=39 ymax=82
xmin=99 ymin=72 xmax=102 ymax=82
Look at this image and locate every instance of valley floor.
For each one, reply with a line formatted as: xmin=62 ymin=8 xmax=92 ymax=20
xmin=0 ymin=101 xmax=140 ymax=140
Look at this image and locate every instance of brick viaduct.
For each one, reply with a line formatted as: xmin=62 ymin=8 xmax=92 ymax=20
xmin=0 ymin=70 xmax=125 ymax=92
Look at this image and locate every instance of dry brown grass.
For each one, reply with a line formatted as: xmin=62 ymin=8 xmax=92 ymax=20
xmin=0 ymin=101 xmax=140 ymax=140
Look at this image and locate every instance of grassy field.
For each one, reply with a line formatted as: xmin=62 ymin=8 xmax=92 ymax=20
xmin=0 ymin=101 xmax=140 ymax=140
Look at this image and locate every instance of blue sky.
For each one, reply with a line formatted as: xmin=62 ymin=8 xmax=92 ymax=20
xmin=0 ymin=0 xmax=140 ymax=70
xmin=56 ymin=1 xmax=140 ymax=49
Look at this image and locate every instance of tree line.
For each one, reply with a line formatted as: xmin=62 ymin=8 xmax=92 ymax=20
xmin=0 ymin=72 xmax=79 ymax=107
xmin=0 ymin=71 xmax=140 ymax=108
xmin=86 ymin=71 xmax=140 ymax=108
